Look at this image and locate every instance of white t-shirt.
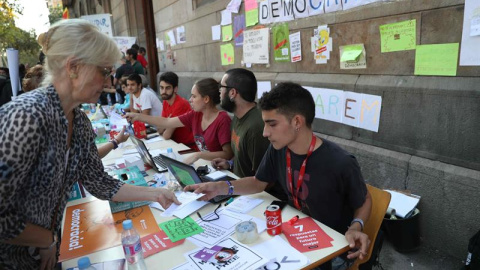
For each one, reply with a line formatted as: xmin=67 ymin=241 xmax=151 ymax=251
xmin=132 ymin=88 xmax=163 ymax=116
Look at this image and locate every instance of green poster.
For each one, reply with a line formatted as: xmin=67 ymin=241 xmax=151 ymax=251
xmin=220 ymin=43 xmax=235 ymax=66
xmin=379 ymin=19 xmax=416 ymax=53
xmin=170 ymin=164 xmax=195 ymax=185
xmin=340 ymin=44 xmax=364 ymax=62
xmin=414 ymin=43 xmax=459 ymax=76
xmin=159 ymin=216 xmax=204 ymax=242
xmin=222 ymin=25 xmax=233 ymax=42
xmin=273 ymin=23 xmax=290 ymax=62
xmin=245 ymin=9 xmax=258 ymax=27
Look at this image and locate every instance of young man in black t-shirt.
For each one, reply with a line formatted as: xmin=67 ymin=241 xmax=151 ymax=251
xmin=185 ymin=82 xmax=371 ymax=270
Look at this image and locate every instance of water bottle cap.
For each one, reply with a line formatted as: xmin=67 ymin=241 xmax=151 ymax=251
xmin=78 ymin=257 xmax=91 ymax=269
xmin=167 ymin=148 xmax=173 ymax=153
xmin=122 ymin=219 xmax=133 ymax=230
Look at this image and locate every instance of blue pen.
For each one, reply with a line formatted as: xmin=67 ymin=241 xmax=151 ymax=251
xmin=224 ymin=197 xmax=234 ymax=206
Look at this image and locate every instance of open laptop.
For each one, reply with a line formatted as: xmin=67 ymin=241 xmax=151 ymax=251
xmin=160 ymin=154 xmax=235 ymax=203
xmin=126 ymin=125 xmax=168 ymax=173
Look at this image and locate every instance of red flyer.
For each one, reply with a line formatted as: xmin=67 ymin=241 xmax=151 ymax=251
xmin=281 ymin=217 xmax=333 ymax=253
xmin=141 ymin=230 xmax=185 ymax=258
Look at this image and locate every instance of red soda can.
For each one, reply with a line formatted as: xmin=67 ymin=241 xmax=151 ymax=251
xmin=266 ymin=205 xmax=282 ymax=236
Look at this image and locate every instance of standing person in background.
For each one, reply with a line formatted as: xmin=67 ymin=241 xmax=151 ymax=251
xmin=131 ymin=44 xmax=147 ymax=72
xmin=0 ymin=19 xmax=180 ymax=270
xmin=128 ymin=73 xmax=162 ymax=116
xmin=125 ymin=48 xmax=144 ymax=75
xmin=126 ymin=78 xmax=233 ymax=164
xmin=158 ymin=72 xmax=196 ymax=150
xmin=22 ymin=65 xmax=45 ymax=92
xmin=0 ymin=67 xmax=12 ymax=107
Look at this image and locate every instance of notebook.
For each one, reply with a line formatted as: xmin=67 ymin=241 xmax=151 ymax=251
xmin=160 ymin=154 xmax=235 ymax=203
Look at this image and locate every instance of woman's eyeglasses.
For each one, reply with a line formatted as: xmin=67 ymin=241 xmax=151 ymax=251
xmin=98 ymin=66 xmax=112 ymax=79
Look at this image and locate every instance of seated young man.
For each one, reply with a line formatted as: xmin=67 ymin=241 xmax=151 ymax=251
xmin=158 ymin=72 xmax=196 ymax=150
xmin=185 ymin=82 xmax=372 ymax=270
xmin=127 ymin=73 xmax=162 ymax=116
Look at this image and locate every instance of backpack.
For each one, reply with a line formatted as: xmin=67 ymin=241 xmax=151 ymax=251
xmin=465 ymin=230 xmax=480 ymax=270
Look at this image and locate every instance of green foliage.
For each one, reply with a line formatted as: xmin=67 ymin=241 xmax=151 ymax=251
xmin=48 ymin=4 xmax=63 ymax=25
xmin=0 ymin=1 xmax=41 ymax=66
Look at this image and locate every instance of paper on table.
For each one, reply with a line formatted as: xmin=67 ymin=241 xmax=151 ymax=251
xmin=144 ymin=136 xmax=164 ymax=144
xmin=225 ymin=196 xmax=263 ymax=214
xmin=159 ymin=216 xmax=204 ymax=242
xmin=385 ymin=190 xmax=421 ymax=218
xmin=253 ymin=236 xmax=309 ymax=270
xmin=160 ymin=191 xmax=208 ymax=219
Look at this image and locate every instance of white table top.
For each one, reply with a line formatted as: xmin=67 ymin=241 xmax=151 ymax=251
xmin=61 ymin=137 xmax=349 ymax=270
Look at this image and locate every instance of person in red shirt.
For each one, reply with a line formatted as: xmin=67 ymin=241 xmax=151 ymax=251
xmin=158 ymin=72 xmax=197 ymax=150
xmin=131 ymin=44 xmax=147 ymax=70
xmin=126 ymin=78 xmax=233 ymax=164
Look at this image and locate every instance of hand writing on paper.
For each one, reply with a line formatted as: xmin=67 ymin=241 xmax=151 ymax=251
xmin=345 ymin=229 xmax=370 ymax=260
xmin=184 ymin=182 xmax=224 ymax=202
xmin=39 ymin=245 xmax=57 ymax=270
xmin=211 ymin=158 xmax=229 ymax=170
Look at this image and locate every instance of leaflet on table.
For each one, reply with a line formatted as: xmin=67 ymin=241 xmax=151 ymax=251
xmin=252 ymin=236 xmax=309 ymax=270
xmin=188 ymin=208 xmax=266 ymax=247
xmin=184 ymin=238 xmax=268 ymax=270
xmin=225 ymin=196 xmax=263 ymax=214
xmin=66 ymin=258 xmax=125 ymax=270
xmin=282 ymin=217 xmax=333 ymax=253
xmin=108 ymin=166 xmax=150 ymax=213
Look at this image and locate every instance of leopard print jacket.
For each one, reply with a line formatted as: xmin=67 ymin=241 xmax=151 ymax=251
xmin=0 ymin=86 xmax=124 ymax=269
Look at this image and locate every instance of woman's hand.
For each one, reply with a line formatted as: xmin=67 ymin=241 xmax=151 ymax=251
xmin=154 ymin=188 xmax=181 ymax=209
xmin=39 ymin=245 xmax=57 ymax=270
xmin=114 ymin=126 xmax=130 ymax=143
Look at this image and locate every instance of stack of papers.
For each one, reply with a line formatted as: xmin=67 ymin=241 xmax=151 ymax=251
xmin=385 ymin=190 xmax=421 ymax=218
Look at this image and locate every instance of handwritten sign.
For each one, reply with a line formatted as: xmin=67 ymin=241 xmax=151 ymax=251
xmin=81 ymin=14 xmax=113 ymax=37
xmin=159 ymin=216 xmax=204 ymax=242
xmin=243 ymin=28 xmax=269 ymax=64
xmin=379 ymin=19 xmax=416 ymax=52
xmin=415 ymin=43 xmax=459 ymax=76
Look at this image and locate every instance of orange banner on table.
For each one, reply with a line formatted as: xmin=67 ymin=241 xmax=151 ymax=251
xmin=59 ymin=199 xmax=159 ymax=262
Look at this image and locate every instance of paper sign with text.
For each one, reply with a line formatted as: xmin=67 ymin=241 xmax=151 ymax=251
xmin=141 ymin=230 xmax=185 ymax=258
xmin=282 ymin=217 xmax=333 ymax=253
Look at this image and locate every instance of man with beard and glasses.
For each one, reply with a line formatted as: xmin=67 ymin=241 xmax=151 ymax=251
xmin=215 ymin=69 xmax=285 ymax=199
xmin=158 ymin=72 xmax=196 ymax=150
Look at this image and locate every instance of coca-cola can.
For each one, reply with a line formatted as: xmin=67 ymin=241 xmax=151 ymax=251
xmin=266 ymin=205 xmax=282 ymax=236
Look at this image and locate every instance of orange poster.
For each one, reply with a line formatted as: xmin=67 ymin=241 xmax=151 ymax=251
xmin=59 ymin=199 xmax=159 ymax=262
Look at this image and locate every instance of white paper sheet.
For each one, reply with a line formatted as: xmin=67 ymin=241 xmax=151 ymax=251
xmin=225 ymin=196 xmax=263 ymax=214
xmin=221 ymin=9 xmax=232 ymax=26
xmin=212 ymin=25 xmax=221 ymax=41
xmin=253 ymin=236 xmax=309 ymax=270
xmin=386 ymin=190 xmax=421 ymax=218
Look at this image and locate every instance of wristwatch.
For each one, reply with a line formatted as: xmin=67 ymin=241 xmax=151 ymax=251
xmin=350 ymin=218 xmax=364 ymax=231
xmin=39 ymin=232 xmax=58 ymax=250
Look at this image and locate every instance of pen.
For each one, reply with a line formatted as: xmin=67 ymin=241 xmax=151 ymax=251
xmin=288 ymin=215 xmax=299 ymax=225
xmin=224 ymin=197 xmax=234 ymax=206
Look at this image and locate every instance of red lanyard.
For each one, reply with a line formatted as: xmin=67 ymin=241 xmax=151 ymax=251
xmin=286 ymin=134 xmax=316 ymax=210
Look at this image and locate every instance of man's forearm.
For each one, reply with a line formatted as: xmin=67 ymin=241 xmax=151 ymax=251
xmin=218 ymin=176 xmax=268 ymax=196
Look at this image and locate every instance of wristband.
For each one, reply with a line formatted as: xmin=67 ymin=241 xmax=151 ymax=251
xmin=350 ymin=218 xmax=364 ymax=231
xmin=226 ymin=180 xmax=234 ymax=196
xmin=110 ymin=139 xmax=119 ymax=149
xmin=39 ymin=232 xmax=58 ymax=250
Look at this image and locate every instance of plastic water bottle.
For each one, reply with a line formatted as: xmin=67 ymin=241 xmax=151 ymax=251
xmin=77 ymin=257 xmax=96 ymax=270
xmin=121 ymin=220 xmax=147 ymax=270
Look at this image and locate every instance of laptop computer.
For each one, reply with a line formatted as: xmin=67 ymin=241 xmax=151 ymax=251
xmin=160 ymin=154 xmax=235 ymax=203
xmin=125 ymin=125 xmax=168 ymax=173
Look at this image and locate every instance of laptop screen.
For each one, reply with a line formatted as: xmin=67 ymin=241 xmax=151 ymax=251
xmin=160 ymin=154 xmax=202 ymax=187
xmin=126 ymin=126 xmax=158 ymax=171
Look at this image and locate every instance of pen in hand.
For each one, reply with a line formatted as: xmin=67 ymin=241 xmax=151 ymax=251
xmin=224 ymin=197 xmax=234 ymax=206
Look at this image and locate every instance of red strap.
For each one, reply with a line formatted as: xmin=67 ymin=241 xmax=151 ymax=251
xmin=287 ymin=134 xmax=316 ymax=210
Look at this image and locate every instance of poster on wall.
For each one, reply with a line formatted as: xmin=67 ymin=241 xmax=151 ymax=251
xmin=339 ymin=44 xmax=367 ymax=69
xmin=379 ymin=19 xmax=416 ymax=53
xmin=289 ymin=32 xmax=302 ymax=62
xmin=243 ymin=28 xmax=269 ymax=64
xmin=81 ymin=14 xmax=113 ymax=36
xmin=112 ymin=36 xmax=137 ymax=55
xmin=342 ymin=0 xmax=383 ymax=10
xmin=273 ymin=23 xmax=290 ymax=62
xmin=460 ymin=0 xmax=480 ymax=66
xmin=233 ymin=14 xmax=245 ymax=47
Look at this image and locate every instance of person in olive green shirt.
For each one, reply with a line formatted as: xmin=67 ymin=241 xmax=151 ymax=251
xmin=126 ymin=48 xmax=145 ymax=75
xmin=214 ymin=68 xmax=286 ymax=200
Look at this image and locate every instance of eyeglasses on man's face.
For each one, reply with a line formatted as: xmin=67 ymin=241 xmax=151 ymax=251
xmin=218 ymin=84 xmax=234 ymax=92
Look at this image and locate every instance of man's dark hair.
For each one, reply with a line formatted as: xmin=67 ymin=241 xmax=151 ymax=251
xmin=195 ymin=78 xmax=221 ymax=105
xmin=131 ymin=44 xmax=140 ymax=50
xmin=127 ymin=73 xmax=142 ymax=85
xmin=126 ymin=48 xmax=137 ymax=60
xmin=259 ymin=82 xmax=315 ymax=128
xmin=139 ymin=47 xmax=146 ymax=54
xmin=225 ymin=68 xmax=257 ymax=102
xmin=159 ymin=72 xmax=178 ymax=88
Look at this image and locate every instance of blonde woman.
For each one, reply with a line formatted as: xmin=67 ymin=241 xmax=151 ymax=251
xmin=0 ymin=19 xmax=179 ymax=270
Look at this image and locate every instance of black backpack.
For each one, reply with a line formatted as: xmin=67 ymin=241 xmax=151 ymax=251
xmin=465 ymin=230 xmax=480 ymax=269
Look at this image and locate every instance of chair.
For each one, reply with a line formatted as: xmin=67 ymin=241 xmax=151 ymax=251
xmin=348 ymin=184 xmax=391 ymax=270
